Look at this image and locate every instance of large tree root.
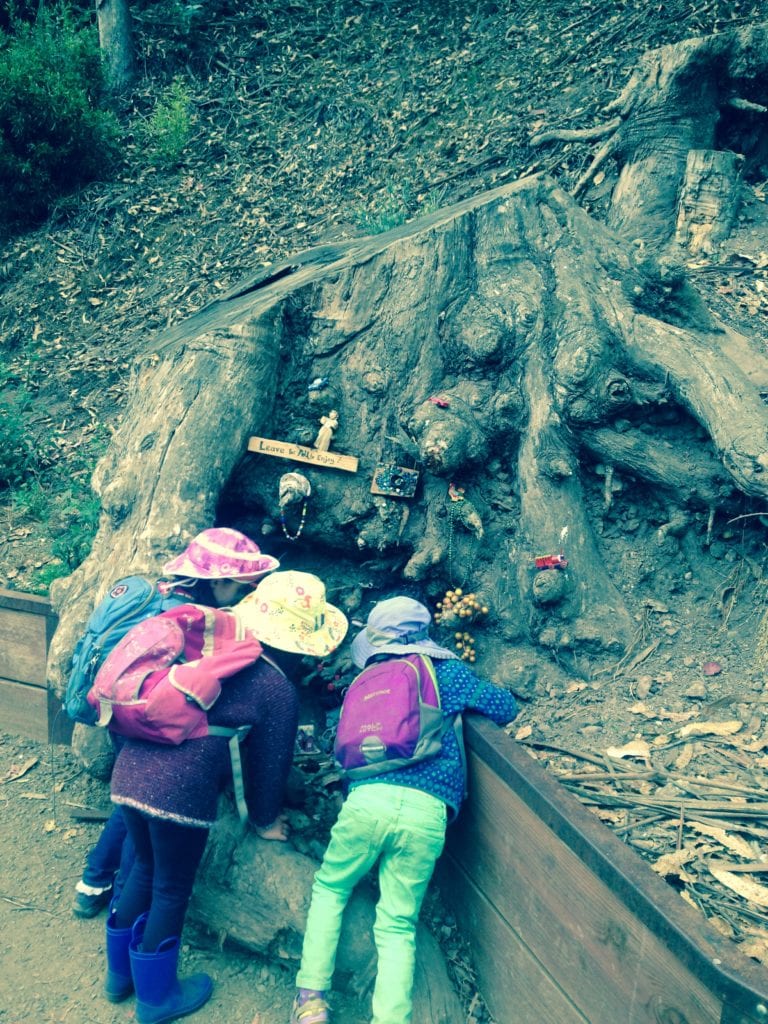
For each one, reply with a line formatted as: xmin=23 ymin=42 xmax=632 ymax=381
xmin=530 ymin=23 xmax=768 ymax=250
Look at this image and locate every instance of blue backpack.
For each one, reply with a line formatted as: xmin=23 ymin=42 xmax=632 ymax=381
xmin=63 ymin=576 xmax=192 ymax=725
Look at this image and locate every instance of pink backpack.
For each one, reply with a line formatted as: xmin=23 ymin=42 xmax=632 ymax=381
xmin=334 ymin=654 xmax=448 ymax=778
xmin=86 ymin=603 xmax=262 ymax=746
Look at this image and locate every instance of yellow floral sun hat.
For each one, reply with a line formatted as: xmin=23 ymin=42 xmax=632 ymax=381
xmin=234 ymin=570 xmax=348 ymax=657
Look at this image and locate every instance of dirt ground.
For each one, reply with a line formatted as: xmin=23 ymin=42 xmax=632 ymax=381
xmin=0 ymin=729 xmax=374 ymax=1024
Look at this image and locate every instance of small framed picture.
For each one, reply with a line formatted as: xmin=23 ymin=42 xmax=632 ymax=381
xmin=370 ymin=464 xmax=420 ymax=498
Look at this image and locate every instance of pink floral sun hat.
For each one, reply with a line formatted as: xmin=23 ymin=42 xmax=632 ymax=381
xmin=234 ymin=570 xmax=348 ymax=657
xmin=162 ymin=528 xmax=279 ymax=582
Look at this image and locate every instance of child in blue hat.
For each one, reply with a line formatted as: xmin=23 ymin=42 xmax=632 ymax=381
xmin=289 ymin=596 xmax=518 ymax=1024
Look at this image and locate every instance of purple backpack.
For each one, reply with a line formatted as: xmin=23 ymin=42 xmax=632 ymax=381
xmin=334 ymin=654 xmax=447 ymax=778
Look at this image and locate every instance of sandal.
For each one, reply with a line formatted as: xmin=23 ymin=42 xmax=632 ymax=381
xmin=289 ymin=993 xmax=329 ymax=1023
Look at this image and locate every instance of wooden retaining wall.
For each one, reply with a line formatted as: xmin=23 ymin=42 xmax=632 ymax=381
xmin=441 ymin=715 xmax=768 ymax=1024
xmin=0 ymin=588 xmax=71 ymax=744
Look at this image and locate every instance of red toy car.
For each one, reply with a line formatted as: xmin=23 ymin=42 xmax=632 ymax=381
xmin=534 ymin=554 xmax=568 ymax=570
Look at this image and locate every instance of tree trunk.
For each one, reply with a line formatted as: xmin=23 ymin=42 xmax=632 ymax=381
xmin=532 ymin=23 xmax=768 ymax=254
xmin=95 ymin=0 xmax=137 ymax=96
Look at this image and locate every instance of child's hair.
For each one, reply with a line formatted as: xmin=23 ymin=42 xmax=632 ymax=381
xmin=173 ymin=576 xmax=214 ymax=605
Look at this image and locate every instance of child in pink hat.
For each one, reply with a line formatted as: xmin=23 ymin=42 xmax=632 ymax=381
xmin=163 ymin=527 xmax=280 ymax=608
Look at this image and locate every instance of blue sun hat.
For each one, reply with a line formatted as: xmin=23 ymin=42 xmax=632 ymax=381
xmin=350 ymin=596 xmax=458 ymax=669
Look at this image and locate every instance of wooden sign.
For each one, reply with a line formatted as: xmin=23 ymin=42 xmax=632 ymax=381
xmin=248 ymin=436 xmax=359 ymax=473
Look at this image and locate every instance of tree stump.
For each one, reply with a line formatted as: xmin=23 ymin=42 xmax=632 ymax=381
xmin=48 ymin=174 xmax=768 ymax=692
xmin=675 ymin=149 xmax=745 ymax=254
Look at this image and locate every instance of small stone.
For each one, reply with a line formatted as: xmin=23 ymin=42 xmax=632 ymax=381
xmin=684 ymin=681 xmax=707 ymax=699
xmin=635 ymin=675 xmax=653 ymax=699
xmin=580 ymin=724 xmax=602 ymax=736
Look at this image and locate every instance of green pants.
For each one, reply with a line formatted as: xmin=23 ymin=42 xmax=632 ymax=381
xmin=296 ymin=783 xmax=447 ymax=1024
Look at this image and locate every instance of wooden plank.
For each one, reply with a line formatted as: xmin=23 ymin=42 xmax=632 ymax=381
xmin=0 ymin=588 xmax=53 ymax=615
xmin=447 ymin=717 xmax=768 ymax=1024
xmin=0 ymin=588 xmax=66 ymax=743
xmin=0 ymin=677 xmax=49 ymax=742
xmin=447 ymin=753 xmax=721 ymax=1024
xmin=247 ymin=436 xmax=359 ymax=472
xmin=436 ymin=855 xmax=589 ymax=1023
xmin=0 ymin=601 xmax=51 ymax=687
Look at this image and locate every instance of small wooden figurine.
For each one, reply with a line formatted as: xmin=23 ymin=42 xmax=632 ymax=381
xmin=314 ymin=409 xmax=339 ymax=452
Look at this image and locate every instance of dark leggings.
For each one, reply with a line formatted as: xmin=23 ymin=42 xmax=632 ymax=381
xmin=114 ymin=806 xmax=209 ymax=951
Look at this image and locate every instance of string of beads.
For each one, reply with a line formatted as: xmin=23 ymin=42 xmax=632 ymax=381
xmin=280 ymin=500 xmax=308 ymax=541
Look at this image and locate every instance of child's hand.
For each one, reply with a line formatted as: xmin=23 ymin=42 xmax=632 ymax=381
xmin=252 ymin=812 xmax=288 ymax=842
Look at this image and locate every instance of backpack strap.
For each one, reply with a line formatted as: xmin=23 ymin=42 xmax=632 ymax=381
xmin=426 ymin=656 xmax=469 ymax=797
xmin=206 ymin=656 xmax=286 ymax=823
xmin=208 ymin=724 xmax=252 ymax=822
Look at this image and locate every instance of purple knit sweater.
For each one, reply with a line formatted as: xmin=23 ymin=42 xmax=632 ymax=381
xmin=110 ymin=658 xmax=299 ymax=829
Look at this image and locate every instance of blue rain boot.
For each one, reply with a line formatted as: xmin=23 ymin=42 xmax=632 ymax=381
xmin=129 ymin=913 xmax=213 ymax=1024
xmin=104 ymin=907 xmax=134 ymax=1002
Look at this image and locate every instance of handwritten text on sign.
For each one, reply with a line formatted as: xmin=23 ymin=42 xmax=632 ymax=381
xmin=247 ymin=436 xmax=359 ymax=473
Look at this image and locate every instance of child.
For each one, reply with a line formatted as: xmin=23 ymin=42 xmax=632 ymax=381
xmin=290 ymin=596 xmax=518 ymax=1024
xmin=72 ymin=527 xmax=279 ymax=918
xmin=103 ymin=570 xmax=347 ymax=1024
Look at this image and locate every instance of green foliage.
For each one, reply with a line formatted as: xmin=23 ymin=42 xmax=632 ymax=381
xmin=51 ymin=489 xmax=101 ymax=569
xmin=139 ymin=77 xmax=193 ymax=168
xmin=9 ymin=477 xmax=48 ymax=520
xmin=4 ymin=427 xmax=106 ymax=590
xmin=0 ymin=376 xmax=37 ymax=488
xmin=355 ymin=183 xmax=413 ymax=235
xmin=0 ymin=2 xmax=40 ymax=33
xmin=0 ymin=5 xmax=120 ymax=229
xmin=27 ymin=561 xmax=70 ymax=594
xmin=355 ymin=183 xmax=449 ymax=235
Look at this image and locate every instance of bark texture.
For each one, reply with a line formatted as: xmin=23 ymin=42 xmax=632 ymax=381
xmin=95 ymin=0 xmax=137 ymax=95
xmin=48 ymin=174 xmax=768 ymax=691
